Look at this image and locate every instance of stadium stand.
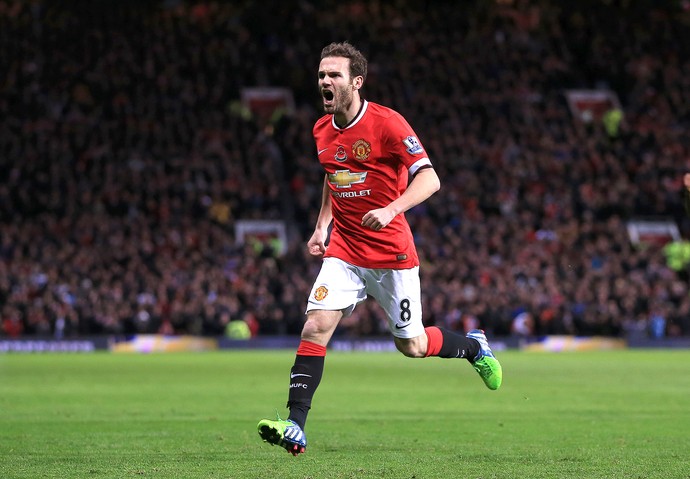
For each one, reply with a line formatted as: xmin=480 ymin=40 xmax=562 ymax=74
xmin=1 ymin=0 xmax=690 ymax=340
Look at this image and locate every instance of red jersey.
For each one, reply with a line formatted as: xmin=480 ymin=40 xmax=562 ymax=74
xmin=313 ymin=100 xmax=432 ymax=269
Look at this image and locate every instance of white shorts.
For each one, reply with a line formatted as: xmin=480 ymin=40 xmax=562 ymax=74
xmin=306 ymin=257 xmax=424 ymax=339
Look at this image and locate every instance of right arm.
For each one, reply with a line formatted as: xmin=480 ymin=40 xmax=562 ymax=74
xmin=307 ymin=174 xmax=333 ymax=257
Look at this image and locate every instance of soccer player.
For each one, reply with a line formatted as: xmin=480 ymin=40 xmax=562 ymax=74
xmin=257 ymin=42 xmax=502 ymax=456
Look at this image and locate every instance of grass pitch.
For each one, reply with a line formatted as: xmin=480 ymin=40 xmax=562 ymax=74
xmin=1 ymin=349 xmax=689 ymax=479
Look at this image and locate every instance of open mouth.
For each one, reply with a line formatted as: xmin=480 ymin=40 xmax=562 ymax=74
xmin=322 ymin=89 xmax=334 ymax=103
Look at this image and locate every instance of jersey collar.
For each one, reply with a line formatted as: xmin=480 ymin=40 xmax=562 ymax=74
xmin=332 ymin=100 xmax=368 ymax=130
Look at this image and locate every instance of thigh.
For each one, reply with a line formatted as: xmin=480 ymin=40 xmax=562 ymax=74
xmin=367 ymin=267 xmax=424 ymax=339
xmin=306 ymin=257 xmax=368 ymax=316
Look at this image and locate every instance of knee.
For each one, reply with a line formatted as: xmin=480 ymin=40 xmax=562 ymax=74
xmin=394 ymin=336 xmax=427 ymax=358
xmin=397 ymin=344 xmax=425 ymax=358
xmin=301 ymin=311 xmax=341 ymax=344
xmin=301 ymin=318 xmax=325 ymax=340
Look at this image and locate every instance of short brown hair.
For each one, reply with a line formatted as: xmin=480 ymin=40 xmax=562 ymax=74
xmin=320 ymin=41 xmax=368 ymax=83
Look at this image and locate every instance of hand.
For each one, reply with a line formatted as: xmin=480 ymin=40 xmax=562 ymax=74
xmin=361 ymin=207 xmax=395 ymax=231
xmin=307 ymin=230 xmax=327 ymax=257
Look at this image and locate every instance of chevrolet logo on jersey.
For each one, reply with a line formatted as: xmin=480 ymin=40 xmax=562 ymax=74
xmin=328 ymin=169 xmax=368 ymax=188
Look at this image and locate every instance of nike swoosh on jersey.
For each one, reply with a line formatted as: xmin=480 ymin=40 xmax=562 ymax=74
xmin=394 ymin=323 xmax=411 ymax=329
xmin=317 ymin=148 xmax=328 ymax=155
xmin=290 ymin=373 xmax=313 ymax=379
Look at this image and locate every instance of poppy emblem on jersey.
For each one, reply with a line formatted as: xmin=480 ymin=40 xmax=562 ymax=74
xmin=334 ymin=145 xmax=347 ymax=162
xmin=402 ymin=136 xmax=424 ymax=155
xmin=328 ymin=169 xmax=368 ymax=188
xmin=314 ymin=285 xmax=328 ymax=301
xmin=352 ymin=139 xmax=371 ymax=161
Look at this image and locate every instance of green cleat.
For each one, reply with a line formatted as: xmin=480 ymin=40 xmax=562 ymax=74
xmin=466 ymin=329 xmax=502 ymax=390
xmin=257 ymin=416 xmax=307 ymax=456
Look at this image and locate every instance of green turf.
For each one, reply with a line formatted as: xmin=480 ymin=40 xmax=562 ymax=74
xmin=1 ymin=349 xmax=689 ymax=479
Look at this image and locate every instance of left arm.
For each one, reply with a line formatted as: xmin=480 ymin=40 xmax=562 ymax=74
xmin=361 ymin=168 xmax=441 ymax=231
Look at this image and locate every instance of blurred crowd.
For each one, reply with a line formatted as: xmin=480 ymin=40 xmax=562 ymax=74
xmin=2 ymin=0 xmax=690 ymax=340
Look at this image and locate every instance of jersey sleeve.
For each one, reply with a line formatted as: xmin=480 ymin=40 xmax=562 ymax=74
xmin=383 ymin=112 xmax=432 ymax=175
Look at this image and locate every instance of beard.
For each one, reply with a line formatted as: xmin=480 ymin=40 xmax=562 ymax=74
xmin=323 ymin=83 xmax=354 ymax=115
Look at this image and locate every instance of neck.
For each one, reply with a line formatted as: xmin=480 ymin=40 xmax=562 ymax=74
xmin=334 ymin=96 xmax=362 ymax=128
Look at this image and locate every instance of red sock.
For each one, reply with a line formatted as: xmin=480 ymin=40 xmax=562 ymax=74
xmin=296 ymin=340 xmax=327 ymax=356
xmin=425 ymin=326 xmax=443 ymax=357
xmin=424 ymin=326 xmax=478 ymax=359
xmin=288 ymin=340 xmax=326 ymax=430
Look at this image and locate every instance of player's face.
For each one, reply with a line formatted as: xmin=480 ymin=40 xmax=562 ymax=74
xmin=318 ymin=56 xmax=358 ymax=115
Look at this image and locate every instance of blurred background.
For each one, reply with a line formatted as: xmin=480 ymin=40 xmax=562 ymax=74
xmin=2 ymin=0 xmax=690 ymax=348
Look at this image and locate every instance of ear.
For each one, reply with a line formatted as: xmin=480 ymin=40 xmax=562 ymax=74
xmin=352 ymin=75 xmax=364 ymax=90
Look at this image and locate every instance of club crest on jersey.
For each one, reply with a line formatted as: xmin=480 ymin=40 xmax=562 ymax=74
xmin=314 ymin=285 xmax=328 ymax=301
xmin=403 ymin=136 xmax=424 ymax=155
xmin=334 ymin=145 xmax=347 ymax=162
xmin=352 ymin=139 xmax=371 ymax=161
xmin=328 ymin=169 xmax=368 ymax=188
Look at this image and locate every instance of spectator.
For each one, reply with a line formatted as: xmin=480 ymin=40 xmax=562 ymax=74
xmin=1 ymin=0 xmax=689 ymax=340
